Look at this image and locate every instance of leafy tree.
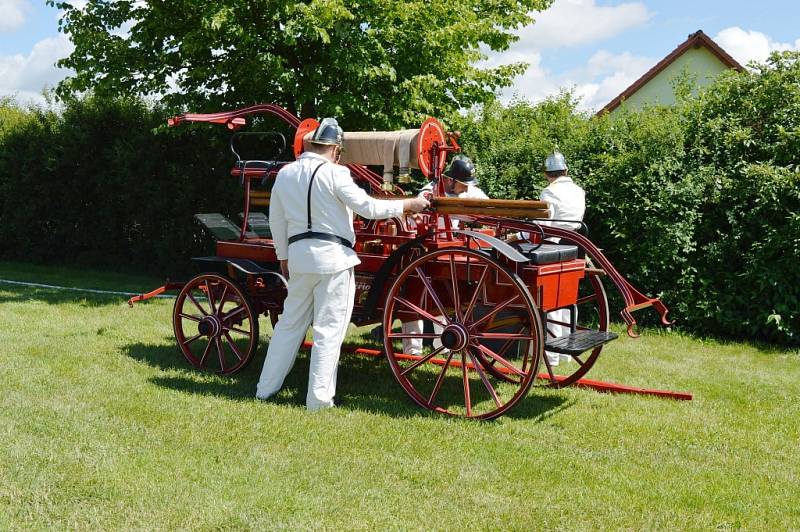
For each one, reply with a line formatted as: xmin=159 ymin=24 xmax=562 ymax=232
xmin=49 ymin=0 xmax=552 ymax=128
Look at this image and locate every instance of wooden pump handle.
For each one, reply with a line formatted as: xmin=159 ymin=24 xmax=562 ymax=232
xmin=430 ymin=197 xmax=550 ymax=218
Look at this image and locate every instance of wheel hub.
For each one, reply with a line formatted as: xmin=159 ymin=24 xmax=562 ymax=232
xmin=440 ymin=323 xmax=469 ymax=351
xmin=198 ymin=315 xmax=222 ymax=337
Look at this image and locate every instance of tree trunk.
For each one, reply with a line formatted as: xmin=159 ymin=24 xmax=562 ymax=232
xmin=300 ymin=100 xmax=316 ymax=119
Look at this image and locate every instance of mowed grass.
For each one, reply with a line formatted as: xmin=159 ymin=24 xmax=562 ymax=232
xmin=1 ymin=261 xmax=799 ymax=529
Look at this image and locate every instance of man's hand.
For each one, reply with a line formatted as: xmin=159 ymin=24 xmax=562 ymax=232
xmin=403 ymin=196 xmax=430 ymax=213
xmin=505 ymin=231 xmax=526 ymax=243
xmin=279 ymin=259 xmax=289 ymax=280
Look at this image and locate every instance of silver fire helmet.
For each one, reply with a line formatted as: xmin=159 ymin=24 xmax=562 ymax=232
xmin=544 ymin=150 xmax=568 ymax=172
xmin=309 ymin=117 xmax=344 ymax=146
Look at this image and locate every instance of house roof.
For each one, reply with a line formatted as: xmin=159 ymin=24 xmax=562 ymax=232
xmin=597 ymin=30 xmax=743 ymax=115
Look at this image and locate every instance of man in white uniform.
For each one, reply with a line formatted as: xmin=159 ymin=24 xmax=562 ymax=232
xmin=401 ymin=155 xmax=488 ymax=355
xmin=256 ymin=118 xmax=429 ymax=410
xmin=417 ymin=155 xmax=487 ymax=200
xmin=450 ymin=156 xmax=489 ymax=200
xmin=539 ymin=150 xmax=585 ymax=367
xmin=540 ymin=151 xmax=585 ymax=232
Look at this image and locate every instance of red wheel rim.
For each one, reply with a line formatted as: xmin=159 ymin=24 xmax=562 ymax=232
xmin=173 ymin=273 xmax=260 ymax=375
xmin=293 ymin=118 xmax=319 ymax=158
xmin=383 ymin=248 xmax=543 ymax=420
xmin=417 ymin=117 xmax=447 ymax=178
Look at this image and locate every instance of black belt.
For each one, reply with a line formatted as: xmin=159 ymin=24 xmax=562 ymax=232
xmin=287 ymin=161 xmax=354 ymax=249
xmin=288 ymin=231 xmax=354 ymax=248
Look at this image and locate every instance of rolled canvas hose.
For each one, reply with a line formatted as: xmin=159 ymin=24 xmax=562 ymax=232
xmin=305 ymin=130 xmax=421 ymax=183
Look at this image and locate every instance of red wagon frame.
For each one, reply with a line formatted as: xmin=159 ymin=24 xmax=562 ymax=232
xmin=130 ymin=104 xmax=678 ymax=419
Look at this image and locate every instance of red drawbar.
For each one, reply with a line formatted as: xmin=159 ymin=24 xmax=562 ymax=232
xmin=127 ymin=282 xmax=184 ymax=307
xmin=299 ymin=341 xmax=693 ymax=401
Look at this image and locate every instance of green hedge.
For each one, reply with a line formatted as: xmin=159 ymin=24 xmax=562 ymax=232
xmin=0 ymin=97 xmax=241 ymax=277
xmin=680 ymin=55 xmax=800 ymax=344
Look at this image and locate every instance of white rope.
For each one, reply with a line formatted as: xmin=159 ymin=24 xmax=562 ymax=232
xmin=0 ymin=278 xmax=176 ymax=299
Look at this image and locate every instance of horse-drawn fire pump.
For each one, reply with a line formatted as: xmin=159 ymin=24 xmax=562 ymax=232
xmin=129 ymin=104 xmax=681 ymax=419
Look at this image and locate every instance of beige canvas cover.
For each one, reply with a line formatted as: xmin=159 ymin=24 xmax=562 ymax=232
xmin=304 ymin=129 xmax=420 ymax=180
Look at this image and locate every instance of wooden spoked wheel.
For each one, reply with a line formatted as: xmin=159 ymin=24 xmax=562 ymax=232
xmin=173 ymin=273 xmax=260 ymax=375
xmin=382 ymin=248 xmax=544 ymax=420
xmin=537 ymin=259 xmax=609 ymax=387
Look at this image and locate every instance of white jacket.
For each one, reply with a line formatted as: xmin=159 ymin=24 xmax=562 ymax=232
xmin=459 ymin=185 xmax=489 ymax=199
xmin=540 ymin=176 xmax=585 ymax=230
xmin=269 ymin=152 xmax=404 ymax=274
xmin=417 ymin=182 xmax=488 ymax=199
xmin=418 ymin=181 xmax=452 ymax=198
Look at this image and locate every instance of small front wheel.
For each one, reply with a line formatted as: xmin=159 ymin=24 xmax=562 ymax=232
xmin=173 ymin=273 xmax=260 ymax=375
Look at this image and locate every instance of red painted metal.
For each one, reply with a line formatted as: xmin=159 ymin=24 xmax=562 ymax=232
xmin=479 ymin=216 xmax=673 ymax=337
xmin=557 ymin=376 xmax=693 ymax=400
xmin=168 ymin=104 xmax=301 ymax=129
xmin=417 ymin=117 xmax=448 ymax=177
xmin=293 ymin=118 xmax=319 ymax=158
xmin=127 ymin=282 xmax=183 ymax=307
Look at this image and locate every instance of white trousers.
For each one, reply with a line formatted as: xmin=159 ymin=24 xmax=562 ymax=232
xmin=401 ymin=320 xmax=444 ymax=355
xmin=256 ymin=268 xmax=355 ymax=411
xmin=545 ymin=308 xmax=572 ymax=366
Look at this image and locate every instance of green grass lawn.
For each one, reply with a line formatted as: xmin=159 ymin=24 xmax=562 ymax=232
xmin=1 ymin=261 xmax=799 ymax=529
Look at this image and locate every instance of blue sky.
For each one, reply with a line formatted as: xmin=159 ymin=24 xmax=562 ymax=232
xmin=539 ymin=0 xmax=800 ymax=72
xmin=1 ymin=0 xmax=799 ymax=110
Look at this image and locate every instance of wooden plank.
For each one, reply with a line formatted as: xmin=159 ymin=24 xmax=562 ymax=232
xmin=434 ymin=206 xmax=550 ymax=218
xmin=432 ymin=197 xmax=549 ymax=210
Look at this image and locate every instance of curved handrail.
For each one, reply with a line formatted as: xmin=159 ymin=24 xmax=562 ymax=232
xmin=168 ymin=104 xmax=302 ymax=129
xmin=168 ymin=104 xmax=395 ymax=195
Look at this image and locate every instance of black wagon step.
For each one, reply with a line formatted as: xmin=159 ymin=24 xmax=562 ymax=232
xmin=545 ymin=330 xmax=618 ymax=356
xmin=195 ymin=213 xmax=255 ymax=240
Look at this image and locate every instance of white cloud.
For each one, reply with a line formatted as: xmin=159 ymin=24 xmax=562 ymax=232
xmin=513 ymin=0 xmax=652 ymax=52
xmin=493 ymin=51 xmax=557 ymax=102
xmin=496 ymin=49 xmax=653 ymax=112
xmin=0 ymin=0 xmax=29 ymax=33
xmin=583 ymin=50 xmax=651 ymax=79
xmin=714 ymin=27 xmax=800 ymax=66
xmin=484 ymin=0 xmax=654 ymax=110
xmin=570 ymin=50 xmax=652 ymax=110
xmin=573 ymin=69 xmax=641 ymax=110
xmin=0 ymin=34 xmax=74 ymax=104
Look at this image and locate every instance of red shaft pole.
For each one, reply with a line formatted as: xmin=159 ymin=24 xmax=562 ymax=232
xmin=299 ymin=342 xmax=693 ymax=401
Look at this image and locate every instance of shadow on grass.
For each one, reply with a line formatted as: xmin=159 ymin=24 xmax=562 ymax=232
xmin=122 ymin=338 xmax=569 ymax=421
xmin=0 ymin=285 xmax=134 ymax=307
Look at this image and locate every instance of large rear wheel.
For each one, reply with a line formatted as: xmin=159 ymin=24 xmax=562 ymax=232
xmin=382 ymin=248 xmax=543 ymax=420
